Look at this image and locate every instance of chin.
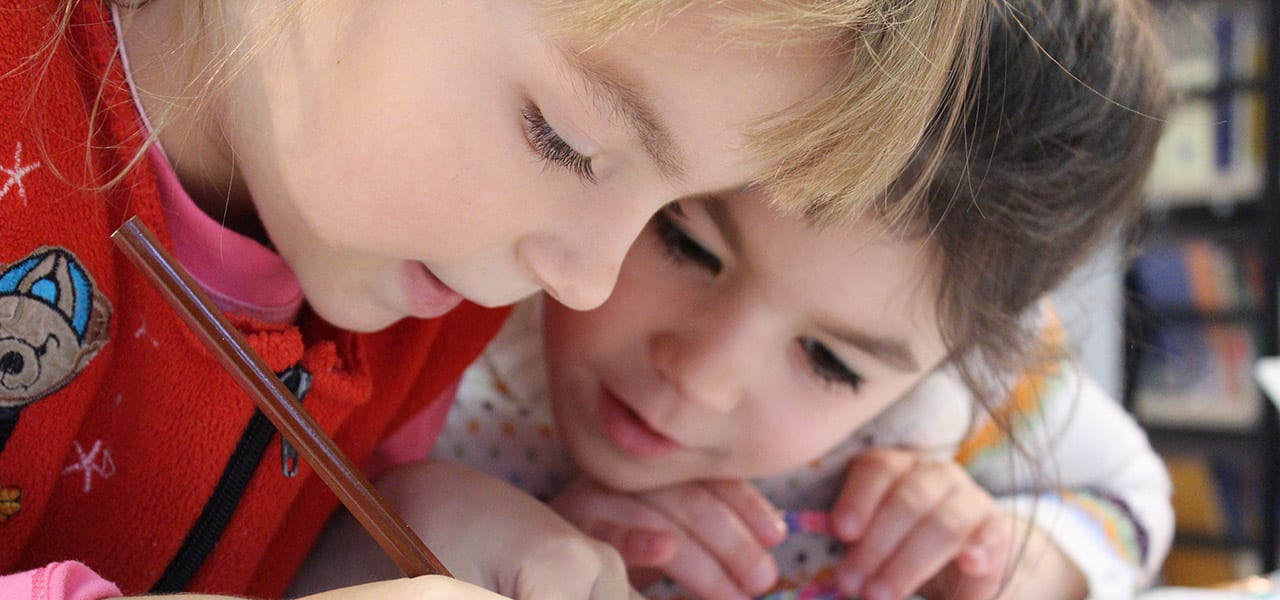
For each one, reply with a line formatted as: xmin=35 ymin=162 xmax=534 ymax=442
xmin=582 ymin=456 xmax=683 ymax=494
xmin=308 ymin=297 xmax=402 ymax=333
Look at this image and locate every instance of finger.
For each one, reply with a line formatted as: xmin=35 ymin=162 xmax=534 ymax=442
xmin=945 ymin=516 xmax=1018 ymax=600
xmin=831 ymin=449 xmax=918 ymax=540
xmin=837 ymin=460 xmax=954 ymax=597
xmin=705 ymin=480 xmax=787 ymax=545
xmin=628 ymin=566 xmax=667 ymax=591
xmin=860 ymin=485 xmax=991 ymax=600
xmin=645 ymin=485 xmax=779 ymax=596
xmin=584 ymin=541 xmax=638 ymax=600
xmin=659 ymin=532 xmax=755 ymax=600
xmin=580 ymin=519 xmax=678 ymax=567
xmin=946 ymin=559 xmax=1007 ymax=600
xmin=552 ymin=482 xmax=683 ymax=569
xmin=956 ymin=513 xmax=1016 ymax=577
xmin=508 ymin=543 xmax=630 ymax=600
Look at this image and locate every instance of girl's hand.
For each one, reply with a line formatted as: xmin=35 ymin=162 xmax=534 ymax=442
xmin=829 ymin=448 xmax=1016 ymax=600
xmin=549 ymin=477 xmax=787 ymax=600
xmin=292 ymin=461 xmax=641 ymax=600
xmin=915 ymin=518 xmax=1087 ymax=600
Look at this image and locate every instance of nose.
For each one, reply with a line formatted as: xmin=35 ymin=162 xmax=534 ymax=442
xmin=516 ymin=230 xmax=637 ymax=311
xmin=649 ymin=318 xmax=755 ymax=415
xmin=517 ymin=237 xmax=620 ymax=310
xmin=0 ymin=351 xmax=23 ymax=375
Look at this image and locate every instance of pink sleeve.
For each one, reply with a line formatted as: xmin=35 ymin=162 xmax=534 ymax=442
xmin=363 ymin=382 xmax=459 ymax=481
xmin=0 ymin=562 xmax=121 ymax=600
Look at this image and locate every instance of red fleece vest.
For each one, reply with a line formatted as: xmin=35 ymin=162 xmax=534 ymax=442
xmin=0 ymin=2 xmax=508 ymax=596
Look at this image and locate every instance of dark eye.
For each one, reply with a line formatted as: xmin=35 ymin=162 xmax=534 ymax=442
xmin=800 ymin=338 xmax=862 ymax=392
xmin=653 ymin=210 xmax=722 ymax=274
xmin=37 ymin=333 xmax=60 ymax=356
xmin=522 ymin=105 xmax=595 ymax=182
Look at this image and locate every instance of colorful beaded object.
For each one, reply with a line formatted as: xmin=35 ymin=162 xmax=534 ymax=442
xmin=758 ymin=511 xmax=848 ymax=600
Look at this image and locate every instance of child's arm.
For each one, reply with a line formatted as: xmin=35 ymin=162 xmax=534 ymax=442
xmin=291 ymin=460 xmax=640 ymax=600
xmin=549 ymin=476 xmax=788 ymax=599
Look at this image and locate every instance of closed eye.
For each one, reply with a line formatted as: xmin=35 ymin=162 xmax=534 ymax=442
xmin=522 ymin=104 xmax=595 ymax=182
xmin=800 ymin=338 xmax=862 ymax=392
xmin=653 ymin=209 xmax=722 ymax=274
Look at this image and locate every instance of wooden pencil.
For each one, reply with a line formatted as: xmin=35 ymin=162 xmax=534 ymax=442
xmin=111 ymin=215 xmax=451 ymax=578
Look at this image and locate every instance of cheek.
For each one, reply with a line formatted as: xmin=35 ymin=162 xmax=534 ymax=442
xmin=735 ymin=381 xmax=902 ymax=477
xmin=739 ymin=405 xmax=859 ymax=475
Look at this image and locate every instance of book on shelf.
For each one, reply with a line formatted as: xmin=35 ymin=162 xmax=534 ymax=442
xmin=1133 ymin=322 xmax=1259 ymax=429
xmin=1131 ymin=239 xmax=1263 ymax=314
xmin=1146 ymin=2 xmax=1265 ymax=207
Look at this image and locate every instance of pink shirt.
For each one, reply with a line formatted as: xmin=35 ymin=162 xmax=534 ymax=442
xmin=3 ymin=563 xmax=121 ymax=600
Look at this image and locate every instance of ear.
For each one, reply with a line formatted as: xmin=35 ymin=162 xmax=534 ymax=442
xmin=74 ymin=287 xmax=112 ymax=369
xmin=0 ymin=296 xmax=15 ymax=321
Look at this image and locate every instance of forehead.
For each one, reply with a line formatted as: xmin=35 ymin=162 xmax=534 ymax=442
xmin=556 ymin=7 xmax=845 ymax=192
xmin=727 ymin=195 xmax=945 ymax=355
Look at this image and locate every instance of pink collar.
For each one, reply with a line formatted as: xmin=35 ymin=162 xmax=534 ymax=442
xmin=115 ymin=4 xmax=303 ymax=324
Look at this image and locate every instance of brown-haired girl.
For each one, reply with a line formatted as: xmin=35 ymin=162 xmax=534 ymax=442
xmin=0 ymin=0 xmax=987 ymax=598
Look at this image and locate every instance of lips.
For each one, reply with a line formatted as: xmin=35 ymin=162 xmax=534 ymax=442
xmin=401 ymin=261 xmax=464 ymax=319
xmin=597 ymin=386 xmax=682 ymax=459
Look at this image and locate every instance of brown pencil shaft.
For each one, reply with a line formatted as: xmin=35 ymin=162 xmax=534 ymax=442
xmin=111 ymin=216 xmax=450 ymax=578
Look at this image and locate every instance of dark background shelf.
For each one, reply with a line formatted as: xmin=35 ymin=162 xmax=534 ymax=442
xmin=1123 ymin=0 xmax=1279 ymax=575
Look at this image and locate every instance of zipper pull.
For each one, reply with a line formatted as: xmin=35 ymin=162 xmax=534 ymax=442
xmin=276 ymin=365 xmax=313 ymax=477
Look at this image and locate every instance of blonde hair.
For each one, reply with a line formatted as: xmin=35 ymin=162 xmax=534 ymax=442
xmin=47 ymin=0 xmax=984 ymax=223
xmin=547 ymin=0 xmax=988 ymax=224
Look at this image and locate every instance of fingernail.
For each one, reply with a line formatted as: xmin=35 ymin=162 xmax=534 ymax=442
xmin=835 ymin=512 xmax=863 ymax=539
xmin=745 ymin=555 xmax=778 ymax=594
xmin=961 ymin=545 xmax=989 ymax=573
xmin=764 ymin=511 xmax=787 ymax=543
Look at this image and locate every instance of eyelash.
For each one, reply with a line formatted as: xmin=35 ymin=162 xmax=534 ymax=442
xmin=653 ymin=209 xmax=723 ymax=274
xmin=521 ymin=105 xmax=595 ymax=183
xmin=653 ymin=209 xmax=863 ymax=393
xmin=800 ymin=338 xmax=864 ymax=392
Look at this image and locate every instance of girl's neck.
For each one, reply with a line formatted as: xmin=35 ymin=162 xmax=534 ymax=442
xmin=116 ymin=0 xmax=265 ymax=243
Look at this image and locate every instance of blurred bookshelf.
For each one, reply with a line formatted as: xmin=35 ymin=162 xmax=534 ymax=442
xmin=1122 ymin=0 xmax=1280 ymax=585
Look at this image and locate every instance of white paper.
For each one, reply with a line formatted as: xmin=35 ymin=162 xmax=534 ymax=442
xmin=1256 ymin=357 xmax=1280 ymax=410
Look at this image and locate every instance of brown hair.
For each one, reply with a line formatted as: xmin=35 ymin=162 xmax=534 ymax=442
xmin=907 ymin=0 xmax=1169 ymax=403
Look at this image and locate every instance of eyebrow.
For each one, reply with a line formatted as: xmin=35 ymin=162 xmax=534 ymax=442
xmin=555 ymin=45 xmax=686 ymax=181
xmin=826 ymin=325 xmax=919 ymax=372
xmin=700 ymin=198 xmax=919 ymax=372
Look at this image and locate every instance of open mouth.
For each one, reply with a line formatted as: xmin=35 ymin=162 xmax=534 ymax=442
xmin=597 ymin=386 xmax=681 ymax=459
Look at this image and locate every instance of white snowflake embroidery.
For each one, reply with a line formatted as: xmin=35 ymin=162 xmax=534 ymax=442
xmin=62 ymin=440 xmax=116 ymax=493
xmin=0 ymin=142 xmax=41 ymax=205
xmin=133 ymin=314 xmax=159 ymax=348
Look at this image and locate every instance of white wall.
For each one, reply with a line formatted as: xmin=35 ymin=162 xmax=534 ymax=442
xmin=1050 ymin=240 xmax=1127 ymax=400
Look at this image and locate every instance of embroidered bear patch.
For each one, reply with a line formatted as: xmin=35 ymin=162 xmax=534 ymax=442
xmin=0 ymin=247 xmax=111 ymax=452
